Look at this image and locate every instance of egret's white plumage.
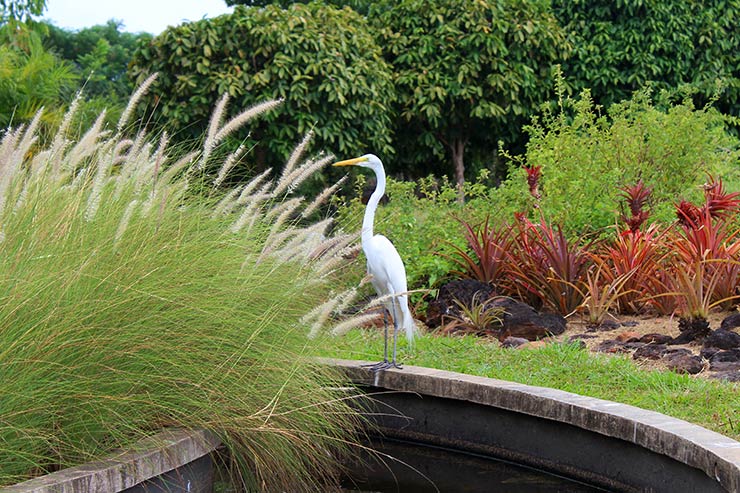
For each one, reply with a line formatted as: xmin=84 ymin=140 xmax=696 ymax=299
xmin=334 ymin=154 xmax=415 ymax=369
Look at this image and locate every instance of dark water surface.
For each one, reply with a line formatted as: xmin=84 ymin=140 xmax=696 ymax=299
xmin=340 ymin=438 xmax=613 ymax=493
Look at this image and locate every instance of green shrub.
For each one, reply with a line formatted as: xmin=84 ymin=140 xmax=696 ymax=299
xmin=372 ymin=0 xmax=569 ymax=186
xmin=129 ymin=3 xmax=395 ymax=174
xmin=499 ymin=87 xmax=740 ymax=235
xmin=0 ymin=87 xmax=361 ymax=490
xmin=552 ymin=0 xmax=740 ymax=117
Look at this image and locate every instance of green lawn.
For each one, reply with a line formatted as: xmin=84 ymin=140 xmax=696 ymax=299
xmin=319 ymin=330 xmax=740 ymax=441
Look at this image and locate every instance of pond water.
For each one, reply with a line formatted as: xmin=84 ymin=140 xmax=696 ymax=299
xmin=340 ymin=438 xmax=613 ymax=493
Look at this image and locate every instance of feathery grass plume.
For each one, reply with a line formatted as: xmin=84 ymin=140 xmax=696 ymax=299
xmin=312 ymin=232 xmax=359 ymax=260
xmin=273 ymin=154 xmax=333 ymax=197
xmin=331 ymin=313 xmax=381 ymax=337
xmin=230 ymin=180 xmax=273 ymax=234
xmin=236 ymin=168 xmax=273 ymax=205
xmin=84 ymin=142 xmax=116 ymax=221
xmin=114 ymin=199 xmax=139 ymax=244
xmin=213 ymin=98 xmax=284 ymax=146
xmin=198 ymin=93 xmax=230 ymax=171
xmin=257 ymin=228 xmax=299 ymax=264
xmin=313 ymin=239 xmax=362 ymax=279
xmin=212 ymin=185 xmax=244 ymax=218
xmin=152 ymin=131 xmax=168 ymax=182
xmin=303 ymin=286 xmax=359 ymax=339
xmin=159 ymin=151 xmax=197 ymax=185
xmin=272 ymin=217 xmax=334 ymax=263
xmin=260 ymin=197 xmax=306 ymax=256
xmin=265 ymin=196 xmax=304 ymax=223
xmin=0 ymin=80 xmax=364 ymax=491
xmin=117 ymin=72 xmax=157 ymax=133
xmin=259 ymin=217 xmax=334 ymax=265
xmin=16 ymin=109 xmax=42 ymax=160
xmin=65 ymin=111 xmax=109 ymax=173
xmin=281 ymin=130 xmax=314 ymax=183
xmin=0 ymin=128 xmax=25 ymax=217
xmin=302 ymin=175 xmax=346 ymax=219
xmin=0 ymin=125 xmax=22 ymax=172
xmin=49 ymin=91 xmax=81 ymax=168
xmin=213 ymin=143 xmax=246 ymax=188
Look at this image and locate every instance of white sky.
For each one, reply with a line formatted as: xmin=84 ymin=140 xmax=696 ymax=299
xmin=42 ymin=0 xmax=234 ymax=34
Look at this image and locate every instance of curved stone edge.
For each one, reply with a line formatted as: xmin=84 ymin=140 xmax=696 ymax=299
xmin=1 ymin=429 xmax=221 ymax=493
xmin=323 ymin=358 xmax=740 ymax=493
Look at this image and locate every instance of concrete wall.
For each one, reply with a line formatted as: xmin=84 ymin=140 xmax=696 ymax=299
xmin=1 ymin=429 xmax=220 ymax=493
xmin=328 ymin=359 xmax=740 ymax=493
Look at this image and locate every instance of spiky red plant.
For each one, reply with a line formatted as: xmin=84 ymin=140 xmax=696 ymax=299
xmin=598 ymin=224 xmax=673 ymax=314
xmin=676 ymin=200 xmax=703 ymax=229
xmin=618 ymin=180 xmax=653 ymax=233
xmin=671 ymin=210 xmax=740 ymax=309
xmin=676 ymin=176 xmax=740 ymax=229
xmin=619 ymin=180 xmax=652 ymax=217
xmin=524 ymin=165 xmax=542 ymax=200
xmin=508 ymin=215 xmax=591 ymax=315
xmin=703 ymin=176 xmax=740 ymax=221
xmin=445 ymin=216 xmax=514 ymax=287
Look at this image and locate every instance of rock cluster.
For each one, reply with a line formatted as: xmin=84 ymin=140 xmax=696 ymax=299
xmin=425 ymin=279 xmax=565 ymax=340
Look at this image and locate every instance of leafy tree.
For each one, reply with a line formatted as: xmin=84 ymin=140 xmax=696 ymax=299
xmin=0 ymin=32 xmax=77 ymax=128
xmin=224 ymin=0 xmax=374 ymax=13
xmin=129 ymin=3 xmax=394 ymax=172
xmin=552 ymin=0 xmax=740 ymax=116
xmin=0 ymin=0 xmax=45 ymax=24
xmin=43 ymin=20 xmax=151 ymax=101
xmin=371 ymin=0 xmax=569 ymax=192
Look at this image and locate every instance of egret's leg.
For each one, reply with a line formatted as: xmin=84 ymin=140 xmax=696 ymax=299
xmin=388 ymin=300 xmax=402 ymax=369
xmin=382 ymin=308 xmax=389 ymax=362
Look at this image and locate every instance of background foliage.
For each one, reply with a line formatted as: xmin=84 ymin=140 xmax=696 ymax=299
xmin=129 ymin=3 xmax=395 ymax=176
xmin=0 ymin=31 xmax=76 ymax=128
xmin=372 ymin=0 xmax=569 ymax=186
xmin=502 ymin=87 xmax=740 ymax=234
xmin=44 ymin=20 xmax=150 ymax=101
xmin=552 ymin=0 xmax=740 ymax=118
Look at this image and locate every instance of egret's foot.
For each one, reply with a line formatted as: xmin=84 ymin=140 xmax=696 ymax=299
xmin=361 ymin=360 xmax=389 ymax=371
xmin=362 ymin=360 xmax=402 ymax=372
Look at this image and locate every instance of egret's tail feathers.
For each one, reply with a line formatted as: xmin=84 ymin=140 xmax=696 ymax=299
xmin=400 ymin=303 xmax=416 ymax=347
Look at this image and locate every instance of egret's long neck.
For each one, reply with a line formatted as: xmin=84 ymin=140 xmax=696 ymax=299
xmin=362 ymin=165 xmax=385 ymax=245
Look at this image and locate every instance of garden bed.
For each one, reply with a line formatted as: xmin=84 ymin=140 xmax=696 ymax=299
xmin=545 ymin=312 xmax=739 ymax=381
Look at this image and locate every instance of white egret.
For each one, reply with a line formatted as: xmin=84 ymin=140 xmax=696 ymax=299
xmin=334 ymin=154 xmax=415 ymax=370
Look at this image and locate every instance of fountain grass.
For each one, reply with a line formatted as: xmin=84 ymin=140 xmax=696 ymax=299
xmin=0 ymin=84 xmax=363 ymax=490
xmin=320 ymin=331 xmax=740 ymax=441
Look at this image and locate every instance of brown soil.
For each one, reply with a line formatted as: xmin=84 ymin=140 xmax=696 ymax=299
xmin=556 ymin=312 xmax=732 ymax=377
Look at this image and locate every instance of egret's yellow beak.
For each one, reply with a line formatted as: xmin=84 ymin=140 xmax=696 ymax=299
xmin=333 ymin=156 xmax=368 ymax=167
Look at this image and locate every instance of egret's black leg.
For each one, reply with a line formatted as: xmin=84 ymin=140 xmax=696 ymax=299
xmin=388 ymin=300 xmax=402 ymax=369
xmin=383 ymin=308 xmax=389 ymax=362
xmin=361 ymin=306 xmax=401 ymax=372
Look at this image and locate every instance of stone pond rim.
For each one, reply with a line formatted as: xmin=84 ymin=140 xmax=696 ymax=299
xmin=329 ymin=359 xmax=740 ymax=493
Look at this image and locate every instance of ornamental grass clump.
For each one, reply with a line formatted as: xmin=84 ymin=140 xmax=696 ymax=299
xmin=0 ymin=79 xmax=362 ymax=490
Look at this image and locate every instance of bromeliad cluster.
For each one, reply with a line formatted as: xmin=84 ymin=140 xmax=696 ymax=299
xmin=447 ymin=174 xmax=740 ymax=336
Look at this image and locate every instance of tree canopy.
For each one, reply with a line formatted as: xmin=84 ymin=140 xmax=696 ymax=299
xmin=44 ymin=20 xmax=151 ymax=101
xmin=552 ymin=0 xmax=740 ymax=115
xmin=129 ymin=3 xmax=395 ymax=172
xmin=225 ymin=0 xmax=372 ymax=11
xmin=0 ymin=0 xmax=45 ymax=24
xmin=373 ymin=0 xmax=569 ymax=189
